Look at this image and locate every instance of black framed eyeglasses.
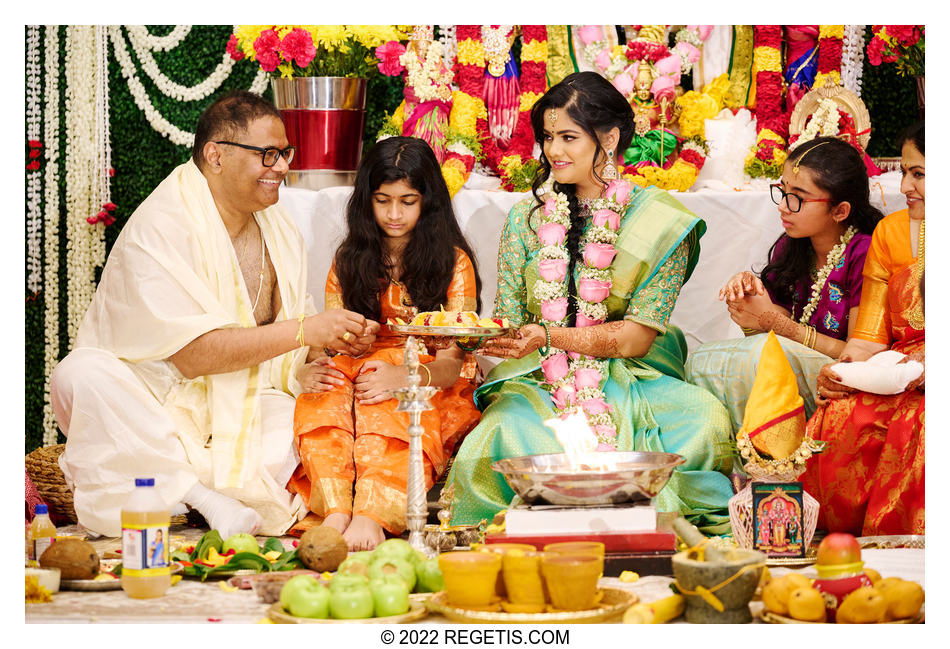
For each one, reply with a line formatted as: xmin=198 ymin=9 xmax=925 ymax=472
xmin=215 ymin=140 xmax=295 ymax=167
xmin=769 ymin=183 xmax=832 ymax=213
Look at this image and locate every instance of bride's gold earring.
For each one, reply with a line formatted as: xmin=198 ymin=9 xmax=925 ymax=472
xmin=601 ymin=149 xmax=618 ymax=180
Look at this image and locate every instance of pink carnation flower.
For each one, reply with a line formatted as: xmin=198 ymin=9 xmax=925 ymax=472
xmin=279 ymin=28 xmax=317 ymax=68
xmin=539 ymin=258 xmax=568 ymax=282
xmin=591 ymin=208 xmax=620 ymax=230
xmin=541 ymin=352 xmax=570 ymax=382
xmin=538 ymin=222 xmax=567 ymax=246
xmin=605 ymin=179 xmax=632 ymax=204
xmin=375 ymin=40 xmax=407 ymax=76
xmin=226 ymin=34 xmax=245 ymax=61
xmin=253 ymin=30 xmax=281 ymax=72
xmin=574 ymin=367 xmax=603 ymax=389
xmin=541 ymin=297 xmax=569 ymax=322
xmin=583 ymin=242 xmax=617 ymax=269
xmin=578 ymin=277 xmax=612 ymax=303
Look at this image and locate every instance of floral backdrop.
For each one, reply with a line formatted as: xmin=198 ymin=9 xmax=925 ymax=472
xmin=24 ymin=25 xmax=917 ymax=453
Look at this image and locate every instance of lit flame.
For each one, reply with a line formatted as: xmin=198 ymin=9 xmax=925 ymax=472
xmin=544 ymin=409 xmax=620 ymax=472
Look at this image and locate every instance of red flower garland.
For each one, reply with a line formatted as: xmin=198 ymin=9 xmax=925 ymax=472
xmin=456 ymin=25 xmax=545 ymax=176
xmin=753 ymin=25 xmax=788 ymax=140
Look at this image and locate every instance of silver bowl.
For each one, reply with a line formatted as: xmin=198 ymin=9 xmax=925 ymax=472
xmin=492 ymin=451 xmax=685 ymax=506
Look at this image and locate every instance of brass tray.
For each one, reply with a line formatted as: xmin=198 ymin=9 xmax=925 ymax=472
xmin=388 ymin=324 xmax=515 ymax=338
xmin=856 ymin=535 xmax=925 ymax=549
xmin=760 ymin=608 xmax=923 ymax=624
xmin=766 ymin=546 xmax=817 ymax=568
xmin=267 ymin=599 xmax=427 ymax=624
xmin=425 ymin=587 xmax=636 ymax=624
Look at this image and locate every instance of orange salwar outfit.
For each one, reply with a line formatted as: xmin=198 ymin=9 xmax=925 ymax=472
xmin=802 ymin=210 xmax=924 ymax=535
xmin=288 ymin=250 xmax=481 ymax=534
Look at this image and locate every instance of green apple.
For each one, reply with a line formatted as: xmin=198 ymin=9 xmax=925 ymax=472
xmin=369 ymin=556 xmax=416 ymax=591
xmin=337 ymin=556 xmax=371 ymax=577
xmin=329 ymin=571 xmax=369 ymax=591
xmin=370 ymin=576 xmax=410 ymax=617
xmin=328 ymin=579 xmax=375 ymax=619
xmin=371 ymin=538 xmax=415 ymax=564
xmin=222 ymin=532 xmax=260 ymax=555
xmin=349 ymin=550 xmax=374 ymax=564
xmin=414 ymin=557 xmax=444 ymax=593
xmin=279 ymin=575 xmax=330 ymax=619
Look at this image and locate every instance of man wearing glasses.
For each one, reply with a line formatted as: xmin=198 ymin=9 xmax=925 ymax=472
xmin=50 ymin=91 xmax=377 ymax=539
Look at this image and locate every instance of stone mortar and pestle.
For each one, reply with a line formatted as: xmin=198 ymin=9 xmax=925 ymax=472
xmin=671 ymin=516 xmax=766 ymax=623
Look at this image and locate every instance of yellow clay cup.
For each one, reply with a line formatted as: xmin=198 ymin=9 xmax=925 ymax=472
xmin=438 ymin=551 xmax=502 ymax=608
xmin=543 ymin=542 xmax=605 ymax=577
xmin=540 ymin=554 xmax=602 ymax=611
xmin=502 ymin=551 xmax=547 ymax=612
xmin=474 ymin=543 xmax=536 ymax=599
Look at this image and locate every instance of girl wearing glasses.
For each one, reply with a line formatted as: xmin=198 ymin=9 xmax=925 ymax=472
xmin=288 ymin=136 xmax=482 ymax=551
xmin=686 ymin=136 xmax=883 ymax=433
xmin=802 ymin=121 xmax=924 ymax=536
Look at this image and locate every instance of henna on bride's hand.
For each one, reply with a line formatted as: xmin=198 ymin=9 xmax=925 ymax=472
xmin=550 ymin=321 xmax=624 ymax=358
xmin=759 ymin=311 xmax=796 ymax=338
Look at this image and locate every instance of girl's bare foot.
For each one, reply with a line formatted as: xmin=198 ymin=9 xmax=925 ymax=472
xmin=343 ymin=515 xmax=386 ymax=551
xmin=322 ymin=512 xmax=351 ymax=535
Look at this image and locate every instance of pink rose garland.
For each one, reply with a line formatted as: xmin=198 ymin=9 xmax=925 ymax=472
xmin=533 ymin=179 xmax=635 ymax=447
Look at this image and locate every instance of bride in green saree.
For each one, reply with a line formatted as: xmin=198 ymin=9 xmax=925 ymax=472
xmin=446 ymin=72 xmax=735 ymax=534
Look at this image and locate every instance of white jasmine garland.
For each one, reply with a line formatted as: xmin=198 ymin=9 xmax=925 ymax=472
xmin=578 ymin=267 xmax=612 ymax=282
xmin=126 ymin=25 xmax=238 ymax=101
xmin=43 ymin=25 xmax=62 ymax=447
xmin=26 ymin=25 xmax=43 ymax=294
xmin=842 ymin=25 xmax=866 ymax=97
xmin=539 ymin=244 xmax=569 ymax=260
xmin=437 ymin=25 xmax=457 ymax=72
xmin=534 ymin=280 xmax=566 ymax=301
xmin=800 ymin=226 xmax=857 ymax=325
xmin=582 ymin=224 xmax=618 ymax=244
xmin=793 ymin=98 xmax=840 ymax=150
xmin=129 ymin=24 xmax=192 ymax=51
xmin=578 ymin=300 xmax=609 ymax=321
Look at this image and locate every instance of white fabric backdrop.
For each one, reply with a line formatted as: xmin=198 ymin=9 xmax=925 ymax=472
xmin=281 ymin=173 xmax=905 ymax=351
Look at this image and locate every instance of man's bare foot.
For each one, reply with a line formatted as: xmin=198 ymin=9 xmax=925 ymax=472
xmin=342 ymin=515 xmax=385 ymax=551
xmin=322 ymin=512 xmax=351 ymax=536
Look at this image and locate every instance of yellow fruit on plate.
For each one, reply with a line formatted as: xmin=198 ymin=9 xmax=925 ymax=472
xmin=876 ymin=579 xmax=923 ymax=620
xmin=787 ymin=586 xmax=826 ymax=622
xmin=836 ymin=586 xmax=887 ymax=624
xmin=762 ymin=573 xmax=812 ymax=615
xmin=863 ymin=568 xmax=882 ymax=584
xmin=874 ymin=576 xmax=903 ymax=592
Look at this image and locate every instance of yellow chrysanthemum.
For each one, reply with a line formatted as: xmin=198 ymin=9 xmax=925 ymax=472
xmin=234 ymin=25 xmax=273 ymax=60
xmin=456 ymin=39 xmax=485 ymax=66
xmin=702 ymin=73 xmax=731 ymax=106
xmin=347 ymin=25 xmax=406 ymax=49
xmin=392 ymin=101 xmax=406 ymax=128
xmin=519 ymin=91 xmax=544 ymax=113
xmin=450 ymin=91 xmax=485 ymax=135
xmin=277 ymin=62 xmax=295 ymax=79
xmin=819 ymin=25 xmax=845 ymax=40
xmin=311 ymin=25 xmax=348 ymax=51
xmin=676 ymin=91 xmax=722 ymax=139
xmin=273 ymin=25 xmax=294 ymax=39
xmin=442 ymin=165 xmax=466 ymax=197
xmin=753 ymin=46 xmax=782 ymax=73
xmin=813 ymin=70 xmax=841 ymax=88
xmin=520 ymin=40 xmax=548 ymax=63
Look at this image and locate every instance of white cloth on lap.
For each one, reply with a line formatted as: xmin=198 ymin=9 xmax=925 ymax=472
xmin=829 ymin=350 xmax=923 ymax=395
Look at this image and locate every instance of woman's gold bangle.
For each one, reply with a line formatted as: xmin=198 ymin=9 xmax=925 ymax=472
xmin=803 ymin=325 xmax=817 ymax=349
xmin=741 ymin=327 xmax=759 ymax=336
xmin=297 ymin=313 xmax=307 ymax=348
xmin=419 ymin=363 xmax=432 ymax=387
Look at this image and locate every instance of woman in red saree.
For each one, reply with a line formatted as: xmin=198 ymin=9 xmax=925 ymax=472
xmin=288 ymin=137 xmax=482 ymax=550
xmin=802 ymin=122 xmax=924 ymax=535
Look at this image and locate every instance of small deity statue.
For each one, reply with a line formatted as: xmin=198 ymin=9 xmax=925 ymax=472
xmin=625 ymin=62 xmax=679 ymax=167
xmin=399 ymin=25 xmax=454 ymax=163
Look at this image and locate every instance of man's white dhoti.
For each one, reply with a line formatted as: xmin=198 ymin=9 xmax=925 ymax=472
xmin=51 ymin=160 xmax=311 ymax=537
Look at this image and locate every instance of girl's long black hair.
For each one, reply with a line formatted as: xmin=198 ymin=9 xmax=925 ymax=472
xmin=528 ymin=71 xmax=635 ymax=325
xmin=334 ymin=136 xmax=481 ymax=320
xmin=760 ymin=137 xmax=884 ymax=305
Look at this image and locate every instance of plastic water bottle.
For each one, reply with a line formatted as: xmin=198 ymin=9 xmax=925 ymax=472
xmin=29 ymin=504 xmax=56 ymax=562
xmin=120 ymin=478 xmax=171 ymax=598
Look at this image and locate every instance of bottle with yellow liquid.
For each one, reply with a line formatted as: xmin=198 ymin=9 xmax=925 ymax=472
xmin=121 ymin=478 xmax=171 ymax=599
xmin=29 ymin=504 xmax=57 ymax=563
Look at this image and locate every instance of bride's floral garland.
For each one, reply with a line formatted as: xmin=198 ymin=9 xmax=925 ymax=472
xmin=535 ymin=179 xmax=634 ymax=448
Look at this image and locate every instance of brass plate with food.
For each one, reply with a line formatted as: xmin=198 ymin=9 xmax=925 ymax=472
xmin=425 ymin=587 xmax=636 ymax=624
xmin=266 ymin=600 xmax=428 ymax=624
xmin=388 ymin=324 xmax=515 ymax=338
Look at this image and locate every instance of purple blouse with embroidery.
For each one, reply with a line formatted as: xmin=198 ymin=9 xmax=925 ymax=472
xmin=763 ymin=233 xmax=871 ymax=340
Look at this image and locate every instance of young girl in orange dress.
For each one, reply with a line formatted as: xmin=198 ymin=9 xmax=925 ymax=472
xmin=803 ymin=121 xmax=925 ymax=536
xmin=288 ymin=137 xmax=483 ymax=550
